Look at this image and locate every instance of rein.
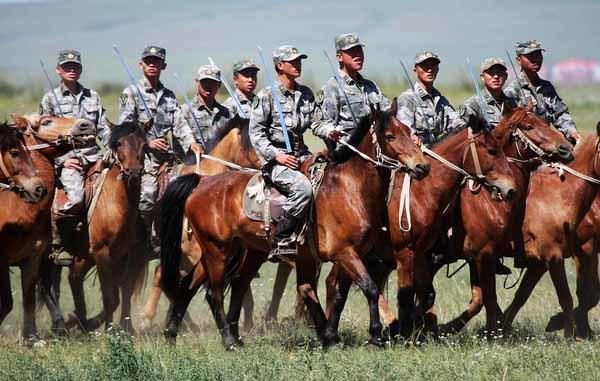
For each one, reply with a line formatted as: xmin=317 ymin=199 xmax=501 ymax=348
xmin=0 ymin=142 xmax=33 ymax=196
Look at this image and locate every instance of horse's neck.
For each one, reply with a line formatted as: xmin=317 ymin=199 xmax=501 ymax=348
xmin=95 ymin=166 xmax=139 ymax=223
xmin=425 ymin=133 xmax=470 ymax=195
xmin=501 ymin=135 xmax=532 ymax=197
xmin=200 ymin=130 xmax=257 ymax=175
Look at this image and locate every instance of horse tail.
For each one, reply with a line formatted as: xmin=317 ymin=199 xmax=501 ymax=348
xmin=160 ymin=173 xmax=201 ymax=293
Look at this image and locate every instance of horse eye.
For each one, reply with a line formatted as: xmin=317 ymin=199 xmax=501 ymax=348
xmin=385 ymin=133 xmax=395 ymax=141
xmin=488 ymin=148 xmax=498 ymax=155
xmin=41 ymin=119 xmax=52 ymax=127
xmin=9 ymin=149 xmax=20 ymax=158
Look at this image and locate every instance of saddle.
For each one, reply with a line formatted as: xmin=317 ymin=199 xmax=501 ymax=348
xmin=242 ymin=154 xmax=329 ymax=225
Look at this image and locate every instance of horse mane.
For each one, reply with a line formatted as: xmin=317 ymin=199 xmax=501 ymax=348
xmin=109 ymin=121 xmax=146 ymax=150
xmin=329 ymin=110 xmax=388 ymax=164
xmin=0 ymin=121 xmax=25 ymax=148
xmin=493 ymin=107 xmax=529 ymax=147
xmin=204 ymin=114 xmax=244 ymax=153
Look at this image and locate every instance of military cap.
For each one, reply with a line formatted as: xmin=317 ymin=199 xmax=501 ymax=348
xmin=481 ymin=57 xmax=507 ymax=72
xmin=195 ymin=65 xmax=221 ymax=82
xmin=335 ymin=33 xmax=365 ymax=51
xmin=414 ymin=51 xmax=441 ymax=65
xmin=141 ymin=45 xmax=166 ymax=60
xmin=514 ymin=40 xmax=546 ymax=56
xmin=233 ymin=58 xmax=260 ymax=73
xmin=57 ymin=50 xmax=82 ymax=66
xmin=272 ymin=45 xmax=307 ymax=64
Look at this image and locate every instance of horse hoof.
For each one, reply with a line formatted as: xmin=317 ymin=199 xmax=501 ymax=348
xmin=235 ymin=337 xmax=245 ymax=347
xmin=367 ymin=337 xmax=387 ymax=349
xmin=545 ymin=313 xmax=564 ymax=332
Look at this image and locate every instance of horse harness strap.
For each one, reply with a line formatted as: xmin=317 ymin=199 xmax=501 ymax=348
xmin=0 ymin=152 xmax=15 ymax=191
xmin=87 ymin=150 xmax=121 ymax=225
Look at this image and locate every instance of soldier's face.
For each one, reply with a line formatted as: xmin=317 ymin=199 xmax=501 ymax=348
xmin=481 ymin=66 xmax=508 ymax=91
xmin=140 ymin=57 xmax=166 ymax=79
xmin=277 ymin=58 xmax=302 ymax=78
xmin=337 ymin=46 xmax=364 ymax=72
xmin=196 ymin=79 xmax=220 ymax=101
xmin=234 ymin=69 xmax=258 ymax=94
xmin=414 ymin=59 xmax=439 ymax=86
xmin=517 ymin=51 xmax=543 ymax=73
xmin=56 ymin=62 xmax=82 ymax=83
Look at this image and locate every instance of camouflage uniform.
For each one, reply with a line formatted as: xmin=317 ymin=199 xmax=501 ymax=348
xmin=396 ymin=51 xmax=465 ymax=146
xmin=460 ymin=58 xmax=518 ymax=129
xmin=249 ymin=45 xmax=315 ymax=258
xmin=181 ymin=65 xmax=232 ymax=148
xmin=39 ymin=50 xmax=109 ymax=218
xmin=223 ymin=59 xmax=260 ymax=118
xmin=118 ymin=46 xmax=196 ymax=217
xmin=313 ymin=33 xmax=391 ymax=151
xmin=504 ymin=40 xmax=577 ymax=140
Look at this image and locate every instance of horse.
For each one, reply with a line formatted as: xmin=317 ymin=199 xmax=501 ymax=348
xmin=0 ymin=114 xmax=94 ymax=342
xmin=502 ymin=123 xmax=600 ymax=338
xmin=48 ymin=121 xmax=148 ymax=334
xmin=432 ymin=107 xmax=574 ymax=336
xmin=159 ymin=103 xmax=430 ymax=349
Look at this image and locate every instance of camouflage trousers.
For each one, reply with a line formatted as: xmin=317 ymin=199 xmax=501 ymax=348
xmin=269 ymin=164 xmax=313 ymax=218
xmin=54 ymin=166 xmax=86 ymax=216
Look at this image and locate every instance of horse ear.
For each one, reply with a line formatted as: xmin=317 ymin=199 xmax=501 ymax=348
xmin=525 ymin=98 xmax=534 ymax=112
xmin=10 ymin=114 xmax=29 ymax=131
xmin=390 ymin=97 xmax=399 ymax=119
xmin=596 ymin=121 xmax=600 ymax=137
xmin=143 ymin=119 xmax=153 ymax=133
xmin=105 ymin=119 xmax=116 ymax=129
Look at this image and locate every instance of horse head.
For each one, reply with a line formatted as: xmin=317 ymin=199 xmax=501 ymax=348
xmin=10 ymin=114 xmax=95 ymax=153
xmin=108 ymin=120 xmax=147 ymax=182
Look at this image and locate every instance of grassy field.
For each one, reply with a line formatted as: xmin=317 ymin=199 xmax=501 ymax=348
xmin=0 ymin=83 xmax=599 ymax=380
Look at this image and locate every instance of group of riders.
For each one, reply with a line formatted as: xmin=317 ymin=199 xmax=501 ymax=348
xmin=39 ymin=34 xmax=580 ymax=268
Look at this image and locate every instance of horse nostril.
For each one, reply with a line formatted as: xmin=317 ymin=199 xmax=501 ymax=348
xmin=35 ymin=185 xmax=47 ymax=198
xmin=506 ymin=189 xmax=515 ymax=201
xmin=558 ymin=144 xmax=571 ymax=155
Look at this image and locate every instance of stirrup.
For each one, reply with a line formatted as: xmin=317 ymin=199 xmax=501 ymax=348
xmin=49 ymin=249 xmax=74 ymax=267
xmin=268 ymin=240 xmax=297 ymax=263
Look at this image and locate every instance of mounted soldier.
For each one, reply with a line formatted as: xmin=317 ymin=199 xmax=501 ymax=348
xmin=505 ymin=40 xmax=581 ymax=144
xmin=249 ymin=45 xmax=316 ymax=262
xmin=312 ymin=33 xmax=390 ymax=158
xmin=39 ymin=49 xmax=110 ymax=266
xmin=223 ymin=59 xmax=260 ymax=119
xmin=117 ymin=45 xmax=202 ymax=256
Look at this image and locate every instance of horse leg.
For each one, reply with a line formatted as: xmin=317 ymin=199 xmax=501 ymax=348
xmin=265 ymin=261 xmax=293 ymax=323
xmin=573 ymin=248 xmax=600 ymax=338
xmin=365 ymin=257 xmax=398 ymax=337
xmin=480 ymin=252 xmax=500 ymax=335
xmin=66 ymin=258 xmax=96 ymax=332
xmin=163 ymin=284 xmax=201 ymax=343
xmin=95 ymin=255 xmax=120 ymax=330
xmin=502 ymin=262 xmax=547 ymax=330
xmin=548 ymin=255 xmax=574 ymax=338
xmin=396 ymin=248 xmax=417 ymax=338
xmin=325 ymin=264 xmax=339 ymax=319
xmin=39 ymin=252 xmax=67 ymax=335
xmin=440 ymin=260 xmax=483 ymax=335
xmin=241 ymin=286 xmax=255 ymax=332
xmin=19 ymin=255 xmax=44 ymax=341
xmin=321 ymin=272 xmax=352 ymax=347
xmin=0 ymin=258 xmax=12 ymax=327
xmin=140 ymin=264 xmax=162 ymax=330
xmin=296 ymin=245 xmax=326 ymax=338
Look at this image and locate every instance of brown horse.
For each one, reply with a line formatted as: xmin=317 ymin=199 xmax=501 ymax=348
xmin=54 ymin=122 xmax=148 ymax=334
xmin=160 ymin=105 xmax=430 ymax=349
xmin=502 ymin=124 xmax=600 ymax=338
xmin=434 ymin=107 xmax=573 ymax=336
xmin=0 ymin=115 xmax=93 ymax=341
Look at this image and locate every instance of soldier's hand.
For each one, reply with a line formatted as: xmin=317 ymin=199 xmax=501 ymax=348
xmin=410 ymin=133 xmax=422 ymax=147
xmin=329 ymin=129 xmax=344 ymax=142
xmin=149 ymin=138 xmax=169 ymax=153
xmin=570 ymin=131 xmax=582 ymax=145
xmin=64 ymin=158 xmax=83 ymax=171
xmin=275 ymin=153 xmax=298 ymax=170
xmin=189 ymin=143 xmax=204 ymax=157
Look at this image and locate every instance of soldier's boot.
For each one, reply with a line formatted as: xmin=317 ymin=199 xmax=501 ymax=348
xmin=49 ymin=214 xmax=78 ymax=267
xmin=495 ymin=259 xmax=512 ymax=275
xmin=141 ymin=213 xmax=160 ymax=260
xmin=268 ymin=212 xmax=301 ymax=263
xmin=513 ymin=251 xmax=538 ymax=269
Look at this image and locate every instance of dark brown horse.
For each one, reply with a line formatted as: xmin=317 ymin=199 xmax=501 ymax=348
xmin=160 ymin=105 xmax=430 ymax=349
xmin=434 ymin=107 xmax=573 ymax=336
xmin=55 ymin=122 xmax=148 ymax=333
xmin=0 ymin=115 xmax=93 ymax=341
xmin=502 ymin=124 xmax=600 ymax=338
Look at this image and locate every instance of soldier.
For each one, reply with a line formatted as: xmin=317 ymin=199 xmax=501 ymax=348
xmin=223 ymin=59 xmax=260 ymax=118
xmin=181 ymin=64 xmax=233 ymax=149
xmin=118 ymin=45 xmax=202 ymax=255
xmin=396 ymin=51 xmax=465 ymax=146
xmin=249 ymin=45 xmax=316 ymax=261
xmin=460 ymin=57 xmax=518 ymax=129
xmin=312 ymin=33 xmax=390 ymax=157
xmin=39 ymin=49 xmax=110 ymax=266
xmin=505 ymin=40 xmax=581 ymax=143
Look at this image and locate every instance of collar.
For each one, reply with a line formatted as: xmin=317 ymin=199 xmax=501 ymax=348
xmin=338 ymin=70 xmax=364 ymax=86
xmin=482 ymin=87 xmax=508 ymax=105
xmin=414 ymin=81 xmax=440 ymax=100
xmin=193 ymin=95 xmax=222 ymax=113
xmin=60 ymin=81 xmax=85 ymax=96
xmin=276 ymin=79 xmax=297 ymax=96
xmin=139 ymin=77 xmax=164 ymax=92
xmin=235 ymin=88 xmax=252 ymax=103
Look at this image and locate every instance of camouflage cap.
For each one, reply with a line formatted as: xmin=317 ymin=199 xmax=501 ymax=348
xmin=57 ymin=50 xmax=82 ymax=66
xmin=481 ymin=57 xmax=507 ymax=72
xmin=414 ymin=51 xmax=441 ymax=65
xmin=232 ymin=58 xmax=260 ymax=73
xmin=514 ymin=40 xmax=546 ymax=56
xmin=195 ymin=65 xmax=221 ymax=82
xmin=335 ymin=33 xmax=365 ymax=51
xmin=272 ymin=45 xmax=307 ymax=64
xmin=141 ymin=45 xmax=166 ymax=61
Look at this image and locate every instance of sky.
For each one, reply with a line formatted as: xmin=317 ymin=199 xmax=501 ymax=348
xmin=1 ymin=0 xmax=599 ymax=87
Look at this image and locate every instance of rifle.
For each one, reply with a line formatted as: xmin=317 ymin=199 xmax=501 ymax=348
xmin=207 ymin=57 xmax=248 ymax=119
xmin=39 ymin=60 xmax=64 ymax=117
xmin=173 ymin=73 xmax=207 ymax=148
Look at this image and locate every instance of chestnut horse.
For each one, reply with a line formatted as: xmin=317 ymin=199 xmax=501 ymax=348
xmin=433 ymin=107 xmax=573 ymax=336
xmin=160 ymin=106 xmax=430 ymax=349
xmin=0 ymin=115 xmax=93 ymax=341
xmin=502 ymin=124 xmax=600 ymax=338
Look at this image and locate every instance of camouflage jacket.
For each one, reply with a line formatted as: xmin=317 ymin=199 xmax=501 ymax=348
xmin=249 ymin=80 xmax=316 ymax=166
xmin=39 ymin=82 xmax=108 ymax=166
xmin=504 ymin=75 xmax=577 ymax=139
xmin=396 ymin=82 xmax=465 ymax=145
xmin=460 ymin=87 xmax=518 ymax=129
xmin=118 ymin=77 xmax=196 ymax=162
xmin=181 ymin=95 xmax=233 ymax=148
xmin=223 ymin=88 xmax=254 ymax=119
xmin=312 ymin=70 xmax=391 ymax=139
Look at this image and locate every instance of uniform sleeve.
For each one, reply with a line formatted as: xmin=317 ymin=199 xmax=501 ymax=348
xmin=544 ymin=83 xmax=577 ymax=138
xmin=222 ymin=97 xmax=239 ymax=117
xmin=94 ymin=94 xmax=111 ymax=146
xmin=311 ymin=83 xmax=339 ymax=139
xmin=373 ymin=83 xmax=392 ymax=113
xmin=395 ymin=93 xmax=417 ymax=133
xmin=118 ymin=86 xmax=137 ymax=124
xmin=443 ymin=100 xmax=466 ymax=133
xmin=172 ymin=103 xmax=197 ymax=153
xmin=39 ymin=92 xmax=55 ymax=116
xmin=249 ymin=90 xmax=282 ymax=163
